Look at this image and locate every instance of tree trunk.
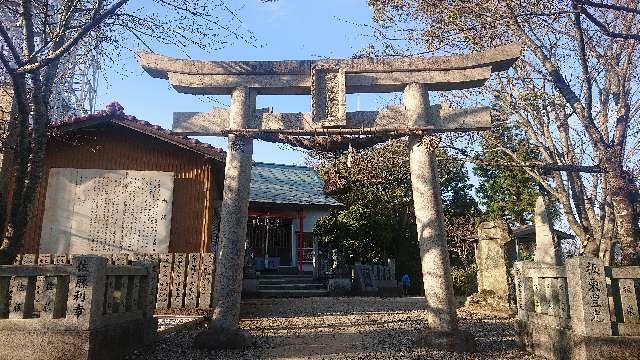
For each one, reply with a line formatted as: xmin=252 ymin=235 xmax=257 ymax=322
xmin=607 ymin=163 xmax=640 ymax=265
xmin=0 ymin=77 xmax=30 ymax=265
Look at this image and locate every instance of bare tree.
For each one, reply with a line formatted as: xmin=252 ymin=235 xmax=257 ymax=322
xmin=368 ymin=0 xmax=640 ymax=264
xmin=0 ymin=0 xmax=258 ymax=264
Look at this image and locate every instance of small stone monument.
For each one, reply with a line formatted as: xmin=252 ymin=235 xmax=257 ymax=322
xmin=354 ymin=264 xmax=378 ymax=293
xmin=327 ymin=250 xmax=352 ymax=294
xmin=242 ymin=245 xmax=258 ymax=294
xmin=475 ymin=221 xmax=510 ymax=298
xmin=533 ymin=196 xmax=560 ymax=265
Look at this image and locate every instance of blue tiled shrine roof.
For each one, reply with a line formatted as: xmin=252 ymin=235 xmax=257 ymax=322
xmin=250 ymin=162 xmax=341 ymax=207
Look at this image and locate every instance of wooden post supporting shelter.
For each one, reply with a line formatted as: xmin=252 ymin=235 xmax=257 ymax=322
xmin=138 ymin=44 xmax=522 ymax=349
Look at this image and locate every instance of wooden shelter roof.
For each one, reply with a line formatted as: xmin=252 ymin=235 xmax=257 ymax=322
xmin=50 ymin=103 xmax=226 ymax=162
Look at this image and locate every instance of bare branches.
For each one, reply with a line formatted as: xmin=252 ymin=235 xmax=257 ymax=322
xmin=579 ymin=0 xmax=640 ymax=16
xmin=572 ymin=0 xmax=595 ymax=125
xmin=577 ymin=0 xmax=640 ymax=40
xmin=0 ymin=22 xmax=21 ymax=66
xmin=580 ymin=8 xmax=640 ymax=40
xmin=0 ymin=0 xmax=261 ymax=263
xmin=368 ymin=0 xmax=640 ymax=262
xmin=18 ymin=0 xmax=129 ymax=74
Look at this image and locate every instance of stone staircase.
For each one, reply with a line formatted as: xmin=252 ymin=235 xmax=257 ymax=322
xmin=257 ymin=273 xmax=328 ymax=298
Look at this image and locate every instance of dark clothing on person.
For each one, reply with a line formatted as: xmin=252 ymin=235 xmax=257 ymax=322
xmin=401 ymin=274 xmax=410 ymax=296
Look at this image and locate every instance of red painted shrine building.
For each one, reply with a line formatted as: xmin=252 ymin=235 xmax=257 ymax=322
xmin=247 ymin=163 xmax=341 ymax=272
xmin=22 ymin=109 xmax=340 ymax=271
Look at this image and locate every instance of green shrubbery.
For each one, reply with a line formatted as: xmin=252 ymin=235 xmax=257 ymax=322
xmin=450 ymin=265 xmax=478 ymax=296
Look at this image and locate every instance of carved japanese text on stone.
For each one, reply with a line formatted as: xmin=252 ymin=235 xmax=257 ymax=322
xmin=40 ymin=168 xmax=174 ymax=254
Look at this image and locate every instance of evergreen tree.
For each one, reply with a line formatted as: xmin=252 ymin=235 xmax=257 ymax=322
xmin=312 ymin=139 xmax=479 ymax=293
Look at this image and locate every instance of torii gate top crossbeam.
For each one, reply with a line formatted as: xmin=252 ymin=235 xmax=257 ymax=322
xmin=138 ymin=44 xmax=521 ymax=95
xmin=137 ymin=44 xmax=521 ymax=134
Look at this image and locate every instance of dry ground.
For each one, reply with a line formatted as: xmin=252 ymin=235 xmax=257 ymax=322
xmin=130 ymin=297 xmax=542 ymax=360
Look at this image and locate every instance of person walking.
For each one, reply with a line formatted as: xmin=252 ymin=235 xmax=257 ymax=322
xmin=401 ymin=273 xmax=410 ymax=296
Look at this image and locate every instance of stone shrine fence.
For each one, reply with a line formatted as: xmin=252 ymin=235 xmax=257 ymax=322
xmin=0 ymin=255 xmax=157 ymax=360
xmin=514 ymin=256 xmax=640 ymax=360
xmin=12 ymin=252 xmax=216 ymax=312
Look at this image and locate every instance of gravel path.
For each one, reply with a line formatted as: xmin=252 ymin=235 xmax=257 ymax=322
xmin=130 ymin=297 xmax=542 ymax=360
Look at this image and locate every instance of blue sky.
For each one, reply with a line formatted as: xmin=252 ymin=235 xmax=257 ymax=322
xmin=96 ymin=0 xmax=393 ymax=165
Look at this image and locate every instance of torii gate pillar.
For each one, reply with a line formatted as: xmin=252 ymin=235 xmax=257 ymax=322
xmin=405 ymin=84 xmax=458 ymax=333
xmin=211 ymin=87 xmax=255 ymax=330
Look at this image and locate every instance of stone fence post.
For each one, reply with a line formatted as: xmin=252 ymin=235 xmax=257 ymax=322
xmin=132 ymin=260 xmax=158 ymax=318
xmin=65 ymin=255 xmax=107 ymax=330
xmin=387 ymin=258 xmax=396 ymax=280
xmin=133 ymin=259 xmax=159 ymax=344
xmin=513 ymin=261 xmax=534 ymax=322
xmin=565 ymin=256 xmax=612 ymax=337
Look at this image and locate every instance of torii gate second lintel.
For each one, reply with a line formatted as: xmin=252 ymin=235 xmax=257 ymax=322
xmin=138 ymin=44 xmax=521 ymax=135
xmin=137 ymin=45 xmax=523 ymax=345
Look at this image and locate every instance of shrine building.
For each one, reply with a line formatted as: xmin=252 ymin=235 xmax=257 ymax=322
xmin=21 ymin=107 xmax=339 ymax=271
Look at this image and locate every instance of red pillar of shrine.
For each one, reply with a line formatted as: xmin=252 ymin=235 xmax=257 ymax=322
xmin=298 ymin=209 xmax=304 ymax=272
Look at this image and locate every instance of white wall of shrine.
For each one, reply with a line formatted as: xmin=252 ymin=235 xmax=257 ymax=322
xmin=291 ymin=208 xmax=329 ymax=270
xmin=39 ymin=168 xmax=175 ymax=254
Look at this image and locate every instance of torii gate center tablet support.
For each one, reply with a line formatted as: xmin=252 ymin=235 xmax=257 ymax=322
xmin=138 ymin=44 xmax=521 ymax=347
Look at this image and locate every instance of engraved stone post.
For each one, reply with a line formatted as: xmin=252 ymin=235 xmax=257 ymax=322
xmin=405 ymin=83 xmax=458 ymax=333
xmin=198 ymin=253 xmax=215 ymax=309
xmin=66 ymin=255 xmax=107 ymax=330
xmin=513 ymin=262 xmax=534 ymax=321
xmin=105 ymin=274 xmax=117 ymax=314
xmin=41 ymin=275 xmax=68 ymax=319
xmin=565 ymin=256 xmax=611 ymax=336
xmin=211 ymin=86 xmax=255 ymax=330
xmin=156 ymin=254 xmax=172 ymax=309
xmin=558 ymin=277 xmax=570 ymax=318
xmin=129 ymin=276 xmax=141 ymax=312
xmin=132 ymin=259 xmax=158 ymax=318
xmin=476 ymin=221 xmax=510 ymax=298
xmin=118 ymin=276 xmax=130 ymax=313
xmin=132 ymin=259 xmax=159 ymax=344
xmin=614 ymin=278 xmax=639 ymax=324
xmin=9 ymin=276 xmax=36 ymax=319
xmin=0 ymin=276 xmax=9 ymax=317
xmin=35 ymin=254 xmax=52 ymax=312
xmin=184 ymin=253 xmax=200 ymax=308
xmin=171 ymin=253 xmax=187 ymax=309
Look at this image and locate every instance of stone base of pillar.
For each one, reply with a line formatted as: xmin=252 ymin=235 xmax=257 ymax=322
xmin=416 ymin=329 xmax=476 ymax=353
xmin=193 ymin=322 xmax=254 ymax=350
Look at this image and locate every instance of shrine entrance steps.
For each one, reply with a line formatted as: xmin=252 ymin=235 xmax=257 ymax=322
xmin=257 ymin=273 xmax=327 ymax=298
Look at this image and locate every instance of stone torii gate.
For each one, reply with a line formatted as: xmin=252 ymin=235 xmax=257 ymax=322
xmin=138 ymin=44 xmax=521 ymax=347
